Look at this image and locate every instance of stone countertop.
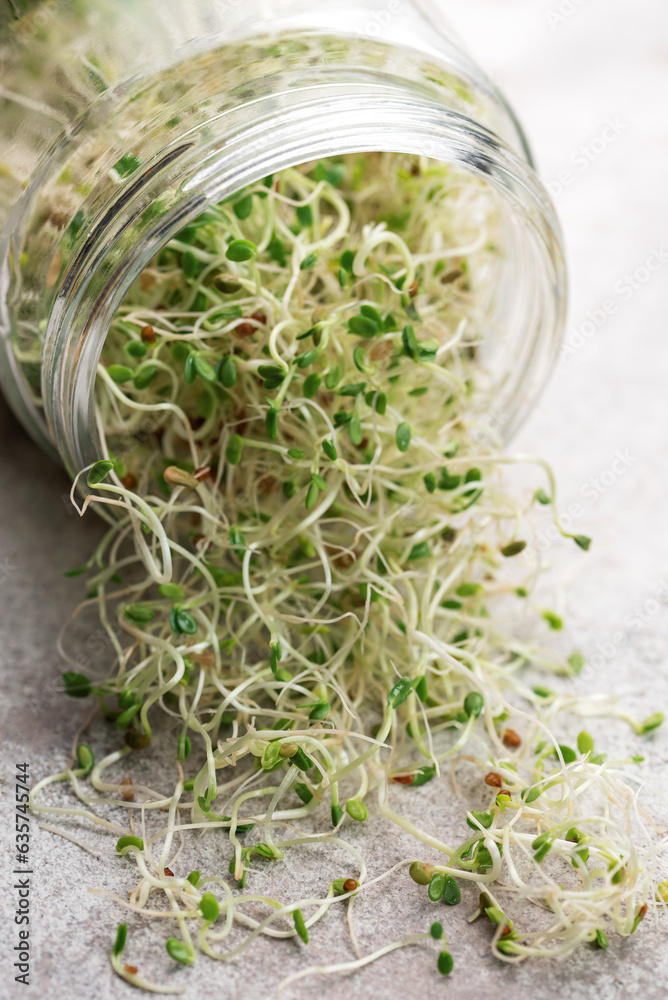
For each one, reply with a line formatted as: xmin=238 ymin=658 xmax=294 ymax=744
xmin=2 ymin=1 xmax=668 ymax=998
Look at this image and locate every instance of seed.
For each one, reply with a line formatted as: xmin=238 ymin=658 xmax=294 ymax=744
xmin=256 ymin=474 xmax=278 ymax=497
xmin=484 ymin=772 xmax=503 ymax=787
xmin=120 ymin=473 xmax=137 ymax=490
xmin=235 ymin=321 xmax=255 ymax=337
xmin=140 ymin=324 xmax=156 ymax=343
xmin=391 ymin=774 xmax=414 ymax=785
xmin=163 ymin=867 xmax=174 ymax=877
xmin=119 ymin=777 xmax=134 ymax=801
xmin=409 ymin=861 xmax=435 ymax=886
xmin=343 ymin=878 xmax=358 ymax=892
xmin=503 ymin=728 xmax=522 ymax=748
xmin=124 ymin=965 xmax=138 ymax=975
xmin=193 ymin=465 xmax=211 ymax=482
xmin=164 ymin=466 xmax=199 ymax=488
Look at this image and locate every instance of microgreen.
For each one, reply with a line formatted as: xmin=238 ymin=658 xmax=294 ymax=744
xmin=226 ymin=239 xmax=257 ymax=262
xmin=36 ymin=150 xmax=653 ymax=996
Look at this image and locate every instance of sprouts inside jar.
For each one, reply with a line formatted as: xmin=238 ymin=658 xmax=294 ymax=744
xmin=31 ymin=150 xmax=666 ymax=993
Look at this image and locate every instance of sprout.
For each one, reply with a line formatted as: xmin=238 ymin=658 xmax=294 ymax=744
xmin=115 ymin=836 xmax=144 ymax=853
xmin=198 ymin=892 xmax=220 ymax=923
xmin=226 ymin=239 xmax=257 ymax=262
xmin=293 ymin=908 xmax=309 ymax=943
xmin=76 ymin=744 xmax=94 ymax=775
xmin=62 ymin=671 xmax=92 ymax=698
xmin=112 ymin=923 xmax=127 ymax=957
xmin=437 ymin=951 xmax=454 ymax=975
xmin=29 ymin=149 xmax=661 ymax=994
xmin=165 ymin=938 xmax=195 ymax=965
xmin=345 ymin=799 xmax=368 ymax=822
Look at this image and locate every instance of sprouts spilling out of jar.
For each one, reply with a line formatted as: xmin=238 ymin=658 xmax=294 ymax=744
xmin=32 ymin=152 xmax=666 ymax=994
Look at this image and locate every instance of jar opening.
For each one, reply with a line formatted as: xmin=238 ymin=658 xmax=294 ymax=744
xmin=41 ymin=90 xmax=565 ymax=479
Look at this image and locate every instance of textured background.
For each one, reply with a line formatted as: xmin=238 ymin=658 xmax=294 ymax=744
xmin=2 ymin=1 xmax=668 ymax=997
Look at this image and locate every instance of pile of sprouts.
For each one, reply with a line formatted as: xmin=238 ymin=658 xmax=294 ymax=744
xmin=31 ymin=151 xmax=667 ymax=994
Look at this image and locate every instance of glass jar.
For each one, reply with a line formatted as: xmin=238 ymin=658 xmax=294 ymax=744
xmin=0 ymin=0 xmax=566 ymax=478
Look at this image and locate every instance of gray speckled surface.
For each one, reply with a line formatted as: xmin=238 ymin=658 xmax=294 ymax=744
xmin=3 ymin=1 xmax=668 ymax=997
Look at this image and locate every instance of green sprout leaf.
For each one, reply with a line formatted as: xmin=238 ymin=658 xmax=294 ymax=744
xmin=112 ymin=922 xmax=127 ymax=957
xmin=116 ymin=836 xmax=144 ymax=852
xmin=123 ymin=604 xmax=154 ymax=624
xmin=437 ymin=951 xmax=454 ymax=975
xmin=293 ymin=908 xmax=309 ymax=943
xmin=169 ymin=606 xmax=198 ymax=635
xmin=442 ymin=875 xmax=461 ymax=905
xmin=76 ymin=744 xmax=95 ymax=775
xmin=62 ymin=671 xmax=92 ymax=699
xmin=226 ymin=239 xmax=257 ymax=262
xmin=395 ymin=422 xmax=411 ymax=452
xmin=345 ymin=799 xmax=368 ymax=821
xmin=198 ymin=892 xmax=220 ymax=922
xmin=388 ymin=676 xmax=414 ymax=709
xmin=87 ymin=460 xmax=114 ymax=487
xmin=428 ymin=872 xmax=446 ymax=901
xmin=226 ymin=434 xmax=243 ymax=465
xmin=640 ymin=712 xmax=664 ymax=734
xmin=463 ymin=692 xmax=483 ymax=718
xmin=165 ymin=938 xmax=195 ymax=965
xmin=308 ymin=700 xmax=330 ymax=721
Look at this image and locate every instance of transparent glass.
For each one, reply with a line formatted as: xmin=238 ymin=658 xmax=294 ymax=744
xmin=0 ymin=0 xmax=566 ymax=477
